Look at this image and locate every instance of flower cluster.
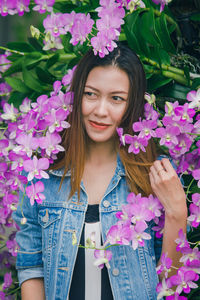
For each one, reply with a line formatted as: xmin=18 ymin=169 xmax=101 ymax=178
xmin=91 ymin=0 xmax=125 ymax=57
xmin=0 ymin=67 xmax=75 ymax=297
xmin=43 ymin=11 xmax=94 ymax=51
xmin=105 ymin=193 xmax=163 ymax=250
xmin=0 ymin=0 xmax=55 ymax=16
xmin=156 ymin=229 xmax=200 ymax=299
xmin=117 ymin=89 xmax=200 ymax=182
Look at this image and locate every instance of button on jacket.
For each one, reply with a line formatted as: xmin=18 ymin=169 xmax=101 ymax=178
xmin=13 ymin=155 xmax=163 ymax=300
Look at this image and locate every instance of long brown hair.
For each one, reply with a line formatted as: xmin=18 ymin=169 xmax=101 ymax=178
xmin=53 ymin=43 xmax=157 ymax=199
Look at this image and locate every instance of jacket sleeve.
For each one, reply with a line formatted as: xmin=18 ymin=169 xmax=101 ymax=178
xmin=12 ymin=190 xmax=44 ymax=286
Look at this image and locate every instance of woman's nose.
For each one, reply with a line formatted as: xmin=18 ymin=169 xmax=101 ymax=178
xmin=94 ymin=98 xmax=108 ymax=116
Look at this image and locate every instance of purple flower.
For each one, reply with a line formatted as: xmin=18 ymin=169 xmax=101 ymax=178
xmin=94 ymin=249 xmax=112 ymax=269
xmin=0 ymin=0 xmax=17 ymax=16
xmin=144 ymin=103 xmax=159 ymax=120
xmin=62 ymin=66 xmax=77 ymax=87
xmin=26 ymin=181 xmax=46 ymax=205
xmin=91 ymin=31 xmax=111 ymax=58
xmin=156 ymin=126 xmax=180 ymax=148
xmin=131 ymin=221 xmax=151 ymax=250
xmin=156 ymin=253 xmax=172 ymax=278
xmin=0 ymin=54 xmax=11 ymax=76
xmin=23 ymin=156 xmax=49 ymax=181
xmin=39 ymin=132 xmax=65 ymax=156
xmin=152 ymin=0 xmax=172 ymax=12
xmin=133 ymin=118 xmax=157 ymax=140
xmin=179 ymin=247 xmax=200 ymax=266
xmin=70 ymin=13 xmax=94 ymax=46
xmin=130 ymin=203 xmax=154 ymax=224
xmin=50 ymin=80 xmax=62 ymax=96
xmin=14 ymin=133 xmax=39 ymax=157
xmin=156 ymin=278 xmax=174 ymax=299
xmin=124 ymin=134 xmax=148 ymax=154
xmin=2 ymin=272 xmax=12 ymax=290
xmin=0 ymin=291 xmax=5 ymax=299
xmin=0 ymin=82 xmax=12 ymax=96
xmin=49 ymin=91 xmax=73 ymax=112
xmin=15 ymin=0 xmax=30 ymax=16
xmin=6 ymin=239 xmax=18 ymax=257
xmin=1 ymin=103 xmax=18 ymax=122
xmin=106 ymin=222 xmax=131 ymax=245
xmin=43 ymin=13 xmax=66 ymax=37
xmin=192 ymin=193 xmax=200 ymax=206
xmin=19 ymin=97 xmax=31 ymax=113
xmin=174 ymin=103 xmax=195 ymax=123
xmin=187 ymin=88 xmax=200 ymax=109
xmin=170 ymin=267 xmax=199 ymax=294
xmin=187 ymin=203 xmax=200 ymax=228
xmin=45 ymin=108 xmax=70 ymax=133
xmin=192 ymin=168 xmax=200 ymax=188
xmin=33 ymin=0 xmax=55 ymax=13
xmin=175 ymin=229 xmax=190 ymax=252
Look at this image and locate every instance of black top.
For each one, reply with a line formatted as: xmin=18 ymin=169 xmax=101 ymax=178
xmin=69 ymin=204 xmax=114 ymax=300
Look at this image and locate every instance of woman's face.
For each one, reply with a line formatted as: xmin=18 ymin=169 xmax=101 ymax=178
xmin=82 ymin=66 xmax=129 ymax=144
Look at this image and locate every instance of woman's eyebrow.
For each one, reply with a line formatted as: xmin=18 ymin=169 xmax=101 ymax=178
xmin=85 ymin=85 xmax=128 ymax=94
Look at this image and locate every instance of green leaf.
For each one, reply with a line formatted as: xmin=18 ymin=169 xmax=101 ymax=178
xmin=7 ymin=42 xmax=35 ymax=53
xmin=147 ymin=74 xmax=172 ymax=92
xmin=155 ymin=14 xmax=176 ymax=54
xmin=190 ymin=13 xmax=200 ymax=21
xmin=124 ymin=11 xmax=142 ymax=54
xmin=2 ymin=57 xmax=24 ymax=77
xmin=46 ymin=53 xmax=60 ymax=69
xmin=158 ymin=83 xmax=191 ymax=101
xmin=35 ymin=67 xmax=56 ymax=84
xmin=5 ymin=77 xmax=30 ymax=93
xmin=183 ymin=66 xmax=190 ymax=86
xmin=61 ymin=33 xmax=74 ymax=53
xmin=22 ymin=64 xmax=46 ymax=92
xmin=8 ymin=91 xmax=27 ymax=108
xmin=27 ymin=37 xmax=44 ymax=52
xmin=2 ymin=53 xmax=43 ymax=77
xmin=140 ymin=8 xmax=161 ymax=46
xmin=191 ymin=78 xmax=200 ymax=89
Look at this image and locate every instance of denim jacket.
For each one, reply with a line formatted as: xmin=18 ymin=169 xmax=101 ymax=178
xmin=13 ymin=155 xmax=162 ymax=300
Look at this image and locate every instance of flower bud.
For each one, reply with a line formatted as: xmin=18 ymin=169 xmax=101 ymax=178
xmin=30 ymin=25 xmax=40 ymax=39
xmin=144 ymin=92 xmax=156 ymax=105
xmin=72 ymin=231 xmax=77 ymax=245
xmin=10 ymin=204 xmax=17 ymax=211
xmin=21 ymin=217 xmax=27 ymax=225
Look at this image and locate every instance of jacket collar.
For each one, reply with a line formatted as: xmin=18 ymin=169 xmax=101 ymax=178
xmin=49 ymin=153 xmax=126 ymax=178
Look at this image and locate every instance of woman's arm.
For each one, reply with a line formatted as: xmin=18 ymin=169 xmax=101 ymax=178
xmin=149 ymin=158 xmax=187 ymax=277
xmin=21 ymin=278 xmax=45 ymax=300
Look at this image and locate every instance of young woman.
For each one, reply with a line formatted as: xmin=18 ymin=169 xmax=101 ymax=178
xmin=13 ymin=43 xmax=187 ymax=300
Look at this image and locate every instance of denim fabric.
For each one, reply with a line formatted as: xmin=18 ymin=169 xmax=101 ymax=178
xmin=13 ymin=155 xmax=163 ymax=300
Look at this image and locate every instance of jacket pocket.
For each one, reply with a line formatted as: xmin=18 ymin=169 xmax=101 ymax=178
xmin=38 ymin=207 xmax=63 ymax=252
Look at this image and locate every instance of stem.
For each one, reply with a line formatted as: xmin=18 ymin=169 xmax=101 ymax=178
xmin=143 ymin=57 xmax=184 ymax=76
xmin=6 ymin=286 xmax=21 ymax=296
xmin=0 ymin=46 xmax=24 ymax=55
xmin=0 ymin=243 xmax=6 ymax=250
xmin=186 ymin=178 xmax=195 ymax=196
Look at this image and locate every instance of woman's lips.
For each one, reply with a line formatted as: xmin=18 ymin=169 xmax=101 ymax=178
xmin=89 ymin=120 xmax=110 ymax=129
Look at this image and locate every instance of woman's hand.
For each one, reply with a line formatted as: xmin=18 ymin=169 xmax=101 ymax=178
xmin=149 ymin=158 xmax=187 ymax=219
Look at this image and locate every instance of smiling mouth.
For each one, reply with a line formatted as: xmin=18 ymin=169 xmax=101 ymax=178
xmin=89 ymin=120 xmax=110 ymax=129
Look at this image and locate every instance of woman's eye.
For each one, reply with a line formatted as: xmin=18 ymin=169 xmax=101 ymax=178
xmin=112 ymin=96 xmax=125 ymax=102
xmin=84 ymin=91 xmax=97 ymax=98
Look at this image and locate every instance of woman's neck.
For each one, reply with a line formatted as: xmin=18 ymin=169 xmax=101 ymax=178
xmin=86 ymin=139 xmax=117 ymax=165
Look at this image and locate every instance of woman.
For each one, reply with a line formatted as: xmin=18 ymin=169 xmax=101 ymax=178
xmin=13 ymin=43 xmax=187 ymax=300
